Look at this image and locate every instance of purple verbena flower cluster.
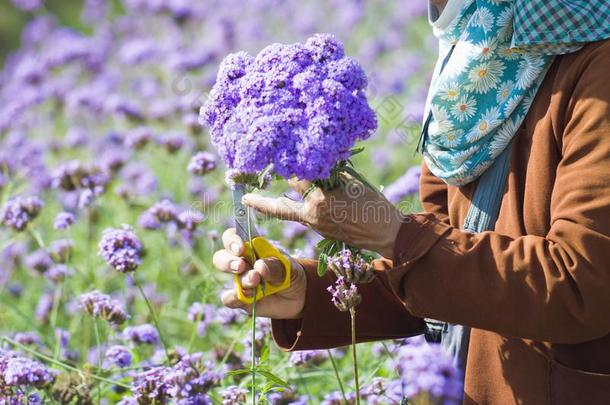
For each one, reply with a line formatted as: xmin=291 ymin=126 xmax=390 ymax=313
xmin=220 ymin=385 xmax=247 ymax=404
xmin=188 ymin=152 xmax=218 ymax=176
xmin=1 ymin=196 xmax=43 ymax=231
xmin=396 ymin=338 xmax=463 ymax=405
xmin=79 ymin=290 xmax=129 ymax=325
xmin=98 ymin=225 xmax=143 ymax=273
xmin=328 ymin=248 xmax=375 ymax=284
xmin=0 ymin=350 xmax=56 ymax=389
xmin=105 ymin=345 xmax=133 ymax=368
xmin=123 ymin=324 xmax=160 ymax=345
xmin=327 ymin=276 xmax=361 ymax=312
xmin=201 ymin=33 xmax=377 ymax=181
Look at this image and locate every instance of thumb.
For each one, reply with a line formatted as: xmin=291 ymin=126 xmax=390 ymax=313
xmin=242 ymin=193 xmax=304 ymax=222
xmin=254 ymin=257 xmax=286 ymax=286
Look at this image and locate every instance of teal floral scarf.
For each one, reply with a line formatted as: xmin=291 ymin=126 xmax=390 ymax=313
xmin=423 ymin=0 xmax=610 ymax=186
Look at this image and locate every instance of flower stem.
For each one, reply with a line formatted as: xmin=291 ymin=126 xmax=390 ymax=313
xmin=327 ymin=349 xmax=348 ymax=403
xmin=133 ymin=276 xmax=171 ymax=365
xmin=350 ymin=307 xmax=360 ymax=405
xmin=93 ymin=319 xmax=102 ymax=405
xmin=245 ymin=202 xmax=258 ymax=405
xmin=251 ymin=296 xmax=257 ymax=405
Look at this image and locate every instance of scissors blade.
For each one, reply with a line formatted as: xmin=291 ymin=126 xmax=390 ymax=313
xmin=231 ymin=183 xmax=260 ymax=241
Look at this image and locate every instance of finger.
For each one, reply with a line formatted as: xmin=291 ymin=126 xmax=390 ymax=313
xmin=239 ymin=269 xmax=262 ymax=290
xmin=242 ymin=194 xmax=304 ymax=222
xmin=222 ymin=228 xmax=244 ymax=256
xmin=254 ymin=257 xmax=286 ymax=285
xmin=220 ymin=289 xmax=249 ymax=310
xmin=212 ymin=250 xmax=250 ymax=274
xmin=288 ymin=178 xmax=313 ymax=195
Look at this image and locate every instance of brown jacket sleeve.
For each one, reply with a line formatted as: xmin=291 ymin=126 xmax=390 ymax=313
xmin=272 ymin=259 xmax=425 ymax=351
xmin=389 ymin=43 xmax=610 ymax=345
xmin=419 ymin=160 xmax=450 ymax=223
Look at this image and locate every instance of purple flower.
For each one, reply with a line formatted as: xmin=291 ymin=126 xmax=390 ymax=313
xmin=220 ymin=385 xmax=247 ymax=404
xmin=187 ymin=302 xmax=215 ymax=336
xmin=157 ymin=132 xmax=186 ymax=154
xmin=105 ymin=345 xmax=132 ymax=368
xmin=35 ymin=292 xmax=54 ymax=324
xmin=125 ymin=127 xmax=153 ymax=150
xmin=13 ymin=332 xmax=41 ymax=347
xmin=0 ymin=350 xmax=56 ymax=388
xmin=1 ymin=196 xmax=43 ymax=231
xmin=289 ymin=350 xmax=327 ymax=366
xmin=54 ymin=212 xmax=76 ymax=230
xmin=146 ymin=200 xmax=179 ymax=223
xmin=328 ymin=249 xmax=375 ymax=284
xmin=201 ymin=33 xmax=377 ymax=181
xmin=384 ymin=165 xmax=421 ymax=204
xmin=98 ymin=225 xmax=143 ymax=273
xmin=396 ymin=338 xmax=463 ymax=404
xmin=25 ymin=249 xmax=53 ymax=274
xmin=79 ymin=290 xmax=129 ymax=325
xmin=123 ymin=324 xmax=159 ymax=345
xmin=46 ymin=264 xmax=74 ymax=283
xmin=267 ymin=389 xmax=309 ymax=405
xmin=132 ymin=365 xmax=172 ymax=403
xmin=327 ymin=276 xmax=361 ymax=312
xmin=11 ymin=0 xmax=43 ymax=12
xmin=321 ymin=391 xmax=356 ymax=405
xmin=48 ymin=238 xmax=74 ymax=263
xmin=164 ymin=354 xmax=221 ymax=399
xmin=214 ymin=306 xmax=246 ymax=326
xmin=188 ymin=152 xmax=217 ymax=176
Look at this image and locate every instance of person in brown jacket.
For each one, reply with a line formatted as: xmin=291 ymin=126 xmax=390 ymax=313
xmin=212 ymin=1 xmax=610 ymax=403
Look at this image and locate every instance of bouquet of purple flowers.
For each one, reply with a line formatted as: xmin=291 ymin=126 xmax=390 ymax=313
xmin=200 ymin=33 xmax=377 ymax=184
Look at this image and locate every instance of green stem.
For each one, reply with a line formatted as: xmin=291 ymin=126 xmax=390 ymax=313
xmin=327 ymin=349 xmax=348 ymax=404
xmin=350 ymin=307 xmax=360 ymax=405
xmin=245 ymin=202 xmax=258 ymax=405
xmin=93 ymin=320 xmax=102 ymax=405
xmin=51 ymin=283 xmax=64 ymax=360
xmin=251 ymin=296 xmax=257 ymax=405
xmin=187 ymin=311 xmax=203 ymax=353
xmin=133 ymin=277 xmax=171 ymax=365
xmin=1 ymin=337 xmax=130 ymax=389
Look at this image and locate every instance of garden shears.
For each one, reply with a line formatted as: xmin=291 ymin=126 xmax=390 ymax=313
xmin=231 ymin=184 xmax=291 ymax=304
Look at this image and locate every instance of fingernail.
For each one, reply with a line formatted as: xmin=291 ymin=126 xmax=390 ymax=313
xmin=230 ymin=260 xmax=240 ymax=272
xmin=230 ymin=242 xmax=240 ymax=254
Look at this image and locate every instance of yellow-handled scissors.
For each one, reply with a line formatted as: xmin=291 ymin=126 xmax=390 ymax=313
xmin=231 ymin=184 xmax=291 ymax=304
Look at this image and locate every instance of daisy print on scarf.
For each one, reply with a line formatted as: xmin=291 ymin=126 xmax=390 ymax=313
xmin=422 ymin=0 xmax=556 ymax=186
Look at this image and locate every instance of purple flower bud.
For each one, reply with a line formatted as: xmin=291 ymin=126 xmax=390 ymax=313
xmin=220 ymin=386 xmax=247 ymax=404
xmin=328 ymin=249 xmax=375 ymax=284
xmin=54 ymin=212 xmax=76 ymax=230
xmin=98 ymin=225 xmax=143 ymax=273
xmin=327 ymin=276 xmax=361 ymax=312
xmin=48 ymin=239 xmax=74 ymax=263
xmin=188 ymin=152 xmax=217 ymax=176
xmin=123 ymin=324 xmax=159 ymax=345
xmin=79 ymin=290 xmax=129 ymax=325
xmin=1 ymin=196 xmax=44 ymax=231
xmin=105 ymin=345 xmax=132 ymax=368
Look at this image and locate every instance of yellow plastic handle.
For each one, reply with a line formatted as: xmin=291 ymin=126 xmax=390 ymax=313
xmin=234 ymin=236 xmax=291 ymax=304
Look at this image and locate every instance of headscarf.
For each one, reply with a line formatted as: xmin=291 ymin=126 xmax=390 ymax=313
xmin=422 ymin=0 xmax=610 ymax=186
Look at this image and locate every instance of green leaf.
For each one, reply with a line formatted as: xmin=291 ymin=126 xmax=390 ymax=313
xmin=257 ymin=370 xmax=291 ymax=388
xmin=317 ymin=253 xmax=328 ymax=277
xmin=226 ymin=369 xmax=251 ymax=377
xmin=350 ymin=146 xmax=365 ymax=156
xmin=259 ymin=344 xmax=270 ymax=364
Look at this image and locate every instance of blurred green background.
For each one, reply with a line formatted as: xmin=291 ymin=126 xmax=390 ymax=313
xmin=0 ymin=0 xmax=111 ymax=63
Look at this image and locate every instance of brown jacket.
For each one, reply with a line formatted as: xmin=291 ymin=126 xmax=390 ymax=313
xmin=272 ymin=40 xmax=610 ymax=404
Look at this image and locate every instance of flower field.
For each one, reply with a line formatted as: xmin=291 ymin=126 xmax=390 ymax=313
xmin=0 ymin=1 xmax=448 ymax=403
